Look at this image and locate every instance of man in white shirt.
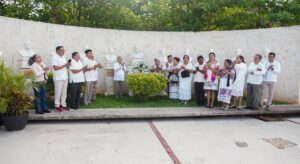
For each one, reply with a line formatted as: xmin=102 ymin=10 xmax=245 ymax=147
xmin=69 ymin=52 xmax=86 ymax=109
xmin=150 ymin=58 xmax=163 ymax=73
xmin=260 ymin=52 xmax=281 ymax=110
xmin=52 ymin=46 xmax=71 ymax=112
xmin=194 ymin=55 xmax=205 ymax=105
xmin=162 ymin=55 xmax=173 ymax=78
xmin=83 ymin=49 xmax=102 ymax=105
xmin=245 ymin=54 xmax=266 ymax=110
xmin=114 ymin=56 xmax=126 ymax=97
xmin=162 ymin=55 xmax=173 ymax=95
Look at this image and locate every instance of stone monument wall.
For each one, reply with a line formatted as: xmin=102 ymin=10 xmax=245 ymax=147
xmin=0 ymin=16 xmax=299 ymax=103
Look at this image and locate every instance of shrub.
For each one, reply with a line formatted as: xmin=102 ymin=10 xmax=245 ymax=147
xmin=127 ymin=73 xmax=167 ymax=100
xmin=0 ymin=62 xmax=33 ymax=116
xmin=46 ymin=72 xmax=55 ymax=97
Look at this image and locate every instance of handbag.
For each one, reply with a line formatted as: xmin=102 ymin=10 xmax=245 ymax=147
xmin=181 ymin=70 xmax=190 ymax=78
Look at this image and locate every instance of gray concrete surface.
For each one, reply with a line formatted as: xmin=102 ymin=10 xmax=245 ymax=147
xmin=0 ymin=116 xmax=299 ymax=164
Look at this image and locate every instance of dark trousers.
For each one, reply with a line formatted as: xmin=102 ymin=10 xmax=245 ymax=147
xmin=114 ymin=81 xmax=124 ymax=96
xmin=167 ymin=82 xmax=170 ymax=96
xmin=194 ymin=82 xmax=205 ymax=105
xmin=247 ymin=83 xmax=261 ymax=109
xmin=33 ymin=84 xmax=48 ymax=112
xmin=71 ymin=82 xmax=83 ymax=109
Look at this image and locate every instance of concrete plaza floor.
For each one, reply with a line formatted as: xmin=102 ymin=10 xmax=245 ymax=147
xmin=0 ymin=116 xmax=299 ymax=164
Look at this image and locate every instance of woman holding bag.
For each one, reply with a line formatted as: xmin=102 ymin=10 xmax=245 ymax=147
xmin=178 ymin=55 xmax=194 ymax=104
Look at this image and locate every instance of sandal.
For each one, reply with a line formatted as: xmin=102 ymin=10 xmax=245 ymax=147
xmin=229 ymin=105 xmax=236 ymax=109
xmin=224 ymin=106 xmax=229 ymax=111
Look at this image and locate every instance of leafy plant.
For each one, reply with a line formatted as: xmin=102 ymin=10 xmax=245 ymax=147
xmin=127 ymin=73 xmax=167 ymax=100
xmin=0 ymin=62 xmax=33 ymax=116
xmin=46 ymin=72 xmax=55 ymax=97
xmin=127 ymin=62 xmax=149 ymax=73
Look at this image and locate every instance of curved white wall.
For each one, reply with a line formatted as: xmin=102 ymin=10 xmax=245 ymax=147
xmin=0 ymin=16 xmax=299 ymax=103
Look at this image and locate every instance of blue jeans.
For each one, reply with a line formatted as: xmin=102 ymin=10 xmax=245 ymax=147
xmin=33 ymin=83 xmax=48 ymax=112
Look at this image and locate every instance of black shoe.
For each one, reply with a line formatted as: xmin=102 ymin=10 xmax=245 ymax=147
xmin=71 ymin=106 xmax=79 ymax=110
xmin=43 ymin=110 xmax=51 ymax=113
xmin=244 ymin=106 xmax=252 ymax=110
xmin=36 ymin=111 xmax=44 ymax=114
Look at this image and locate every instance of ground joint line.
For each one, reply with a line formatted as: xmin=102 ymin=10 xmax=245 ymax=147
xmin=148 ymin=120 xmax=181 ymax=164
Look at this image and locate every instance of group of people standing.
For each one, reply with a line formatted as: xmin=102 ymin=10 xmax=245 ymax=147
xmin=29 ymin=46 xmax=128 ymax=114
xmin=151 ymin=51 xmax=281 ymax=111
xmin=29 ymin=45 xmax=281 ymax=114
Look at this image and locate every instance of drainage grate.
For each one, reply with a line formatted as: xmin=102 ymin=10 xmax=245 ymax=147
xmin=262 ymin=138 xmax=298 ymax=149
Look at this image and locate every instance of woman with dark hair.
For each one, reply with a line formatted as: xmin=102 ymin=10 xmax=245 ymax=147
xmin=178 ymin=55 xmax=194 ymax=104
xmin=217 ymin=59 xmax=236 ymax=110
xmin=168 ymin=57 xmax=181 ymax=99
xmin=203 ymin=52 xmax=219 ymax=108
xmin=29 ymin=54 xmax=51 ymax=114
xmin=231 ymin=55 xmax=247 ymax=109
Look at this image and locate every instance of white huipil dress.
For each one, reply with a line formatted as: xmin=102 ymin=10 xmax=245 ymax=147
xmin=231 ymin=62 xmax=247 ymax=97
xmin=178 ymin=63 xmax=194 ymax=101
xmin=168 ymin=64 xmax=181 ymax=99
xmin=217 ymin=68 xmax=236 ymax=104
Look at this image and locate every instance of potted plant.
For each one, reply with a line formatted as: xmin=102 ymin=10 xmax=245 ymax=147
xmin=0 ymin=62 xmax=33 ymax=131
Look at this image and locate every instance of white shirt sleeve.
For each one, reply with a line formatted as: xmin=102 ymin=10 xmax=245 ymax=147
xmin=70 ymin=61 xmax=76 ymax=70
xmin=114 ymin=63 xmax=120 ymax=72
xmin=52 ymin=56 xmax=58 ymax=66
xmin=82 ymin=58 xmax=89 ymax=66
xmin=247 ymin=63 xmax=255 ymax=73
xmin=273 ymin=62 xmax=281 ymax=75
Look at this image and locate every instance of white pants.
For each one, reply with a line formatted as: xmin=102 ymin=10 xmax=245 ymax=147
xmin=84 ymin=81 xmax=97 ymax=105
xmin=54 ymin=80 xmax=68 ymax=108
xmin=260 ymin=81 xmax=276 ymax=106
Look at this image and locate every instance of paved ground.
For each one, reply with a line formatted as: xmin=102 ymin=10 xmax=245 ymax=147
xmin=0 ymin=116 xmax=299 ymax=164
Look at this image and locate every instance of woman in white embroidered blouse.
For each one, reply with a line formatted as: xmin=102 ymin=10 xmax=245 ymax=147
xmin=178 ymin=55 xmax=194 ymax=104
xmin=29 ymin=54 xmax=51 ymax=114
xmin=231 ymin=55 xmax=247 ymax=110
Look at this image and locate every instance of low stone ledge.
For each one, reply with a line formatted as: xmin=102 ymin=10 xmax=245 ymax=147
xmin=28 ymin=105 xmax=300 ymax=120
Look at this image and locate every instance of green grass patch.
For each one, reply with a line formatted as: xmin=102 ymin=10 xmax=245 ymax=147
xmin=46 ymin=95 xmax=291 ymax=109
xmin=81 ymin=95 xmax=291 ymax=109
xmin=81 ymin=96 xmax=198 ymax=109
